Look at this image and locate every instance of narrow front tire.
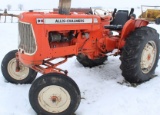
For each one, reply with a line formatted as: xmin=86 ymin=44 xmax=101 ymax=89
xmin=1 ymin=50 xmax=37 ymax=84
xmin=29 ymin=73 xmax=81 ymax=115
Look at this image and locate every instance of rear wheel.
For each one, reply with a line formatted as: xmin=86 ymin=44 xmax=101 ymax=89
xmin=76 ymin=54 xmax=107 ymax=67
xmin=1 ymin=50 xmax=37 ymax=84
xmin=29 ymin=73 xmax=81 ymax=115
xmin=155 ymin=18 xmax=160 ymax=25
xmin=120 ymin=27 xmax=159 ymax=83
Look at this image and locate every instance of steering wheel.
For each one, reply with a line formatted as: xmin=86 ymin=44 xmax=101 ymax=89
xmin=94 ymin=9 xmax=113 ymax=21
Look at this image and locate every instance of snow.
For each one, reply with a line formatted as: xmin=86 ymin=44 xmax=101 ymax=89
xmin=0 ymin=6 xmax=160 ymax=115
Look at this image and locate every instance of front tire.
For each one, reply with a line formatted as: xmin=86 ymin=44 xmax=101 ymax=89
xmin=1 ymin=50 xmax=37 ymax=84
xmin=120 ymin=27 xmax=159 ymax=83
xmin=29 ymin=73 xmax=81 ymax=115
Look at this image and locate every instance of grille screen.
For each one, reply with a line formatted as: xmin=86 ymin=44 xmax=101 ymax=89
xmin=18 ymin=22 xmax=36 ymax=54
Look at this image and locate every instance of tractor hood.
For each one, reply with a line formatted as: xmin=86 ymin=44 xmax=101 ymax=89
xmin=19 ymin=11 xmax=101 ymax=31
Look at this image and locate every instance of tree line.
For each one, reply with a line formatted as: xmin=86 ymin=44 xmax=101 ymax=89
xmin=6 ymin=4 xmax=23 ymax=11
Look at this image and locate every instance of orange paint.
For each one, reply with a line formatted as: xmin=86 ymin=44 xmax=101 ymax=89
xmin=18 ymin=11 xmax=148 ymax=74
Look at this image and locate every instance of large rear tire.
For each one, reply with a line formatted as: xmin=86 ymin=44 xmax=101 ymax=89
xmin=155 ymin=18 xmax=160 ymax=25
xmin=120 ymin=27 xmax=159 ymax=83
xmin=1 ymin=50 xmax=37 ymax=84
xmin=76 ymin=54 xmax=107 ymax=67
xmin=29 ymin=73 xmax=81 ymax=115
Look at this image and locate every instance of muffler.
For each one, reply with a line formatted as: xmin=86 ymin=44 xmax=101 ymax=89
xmin=58 ymin=0 xmax=71 ymax=14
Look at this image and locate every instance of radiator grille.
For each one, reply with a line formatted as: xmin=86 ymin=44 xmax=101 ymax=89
xmin=18 ymin=22 xmax=36 ymax=54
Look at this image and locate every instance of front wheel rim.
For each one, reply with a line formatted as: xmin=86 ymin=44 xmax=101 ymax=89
xmin=38 ymin=85 xmax=71 ymax=113
xmin=140 ymin=41 xmax=157 ymax=74
xmin=7 ymin=58 xmax=29 ymax=80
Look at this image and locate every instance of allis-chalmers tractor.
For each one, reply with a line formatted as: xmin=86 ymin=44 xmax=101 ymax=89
xmin=1 ymin=0 xmax=160 ymax=115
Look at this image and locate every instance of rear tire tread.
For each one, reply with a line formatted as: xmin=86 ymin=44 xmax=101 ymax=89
xmin=120 ymin=26 xmax=159 ymax=83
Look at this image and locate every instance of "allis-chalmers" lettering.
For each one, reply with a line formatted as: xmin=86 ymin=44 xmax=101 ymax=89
xmin=55 ymin=19 xmax=85 ymax=23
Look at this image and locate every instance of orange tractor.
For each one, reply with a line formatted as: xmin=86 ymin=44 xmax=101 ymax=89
xmin=1 ymin=0 xmax=160 ymax=115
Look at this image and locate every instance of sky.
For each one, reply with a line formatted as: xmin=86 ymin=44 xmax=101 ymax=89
xmin=0 ymin=0 xmax=160 ymax=10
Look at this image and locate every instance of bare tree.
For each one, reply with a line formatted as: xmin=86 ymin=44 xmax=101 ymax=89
xmin=7 ymin=4 xmax=12 ymax=11
xmin=18 ymin=4 xmax=23 ymax=10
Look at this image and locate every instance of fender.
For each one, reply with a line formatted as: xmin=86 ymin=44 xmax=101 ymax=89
xmin=120 ymin=19 xmax=149 ymax=40
xmin=118 ymin=19 xmax=149 ymax=48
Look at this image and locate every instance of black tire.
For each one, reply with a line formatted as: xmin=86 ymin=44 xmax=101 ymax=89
xmin=1 ymin=50 xmax=37 ymax=84
xmin=29 ymin=73 xmax=81 ymax=115
xmin=155 ymin=18 xmax=160 ymax=25
xmin=76 ymin=54 xmax=107 ymax=67
xmin=120 ymin=26 xmax=159 ymax=83
xmin=159 ymin=39 xmax=160 ymax=53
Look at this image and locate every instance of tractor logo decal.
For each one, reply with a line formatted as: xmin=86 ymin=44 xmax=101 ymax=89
xmin=43 ymin=18 xmax=93 ymax=24
xmin=55 ymin=19 xmax=84 ymax=23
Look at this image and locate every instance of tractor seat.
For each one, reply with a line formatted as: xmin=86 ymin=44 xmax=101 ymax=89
xmin=104 ymin=10 xmax=129 ymax=30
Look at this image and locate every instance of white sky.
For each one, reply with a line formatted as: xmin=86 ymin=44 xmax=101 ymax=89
xmin=0 ymin=0 xmax=160 ymax=10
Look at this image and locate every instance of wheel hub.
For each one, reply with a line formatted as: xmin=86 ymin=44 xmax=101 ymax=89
xmin=147 ymin=54 xmax=151 ymax=61
xmin=51 ymin=96 xmax=59 ymax=102
xmin=7 ymin=58 xmax=29 ymax=80
xmin=38 ymin=85 xmax=71 ymax=113
xmin=141 ymin=41 xmax=157 ymax=73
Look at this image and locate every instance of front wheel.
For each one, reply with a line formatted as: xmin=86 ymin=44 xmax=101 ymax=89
xmin=120 ymin=27 xmax=159 ymax=83
xmin=1 ymin=50 xmax=37 ymax=84
xmin=29 ymin=73 xmax=81 ymax=115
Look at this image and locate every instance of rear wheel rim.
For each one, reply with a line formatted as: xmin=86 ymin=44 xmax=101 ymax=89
xmin=38 ymin=85 xmax=71 ymax=113
xmin=7 ymin=58 xmax=29 ymax=80
xmin=141 ymin=41 xmax=157 ymax=74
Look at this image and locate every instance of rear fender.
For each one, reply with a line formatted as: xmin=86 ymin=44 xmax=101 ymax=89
xmin=118 ymin=19 xmax=148 ymax=49
xmin=120 ymin=19 xmax=149 ymax=40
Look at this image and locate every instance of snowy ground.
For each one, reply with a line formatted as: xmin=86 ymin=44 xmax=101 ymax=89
xmin=0 ymin=9 xmax=160 ymax=115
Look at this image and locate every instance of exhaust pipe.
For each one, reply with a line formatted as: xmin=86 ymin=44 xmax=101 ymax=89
xmin=58 ymin=0 xmax=71 ymax=14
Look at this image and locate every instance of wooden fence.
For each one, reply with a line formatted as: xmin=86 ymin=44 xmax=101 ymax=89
xmin=0 ymin=13 xmax=19 ymax=23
